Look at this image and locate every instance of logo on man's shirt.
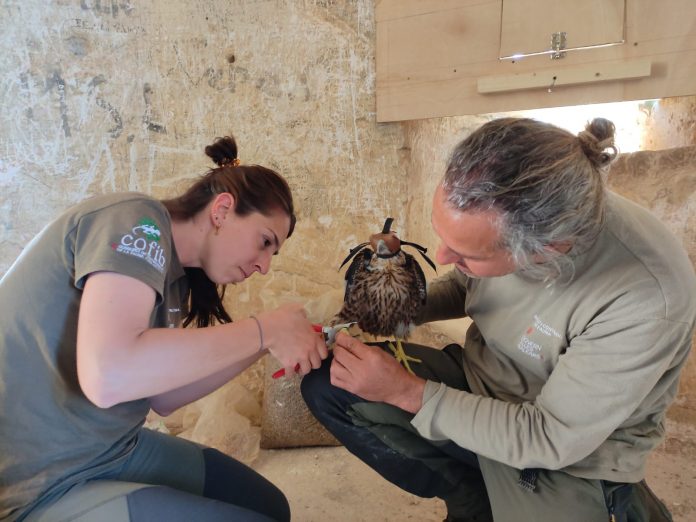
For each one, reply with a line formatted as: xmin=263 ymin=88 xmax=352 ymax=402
xmin=516 ymin=315 xmax=562 ymax=360
xmin=111 ymin=217 xmax=167 ymax=273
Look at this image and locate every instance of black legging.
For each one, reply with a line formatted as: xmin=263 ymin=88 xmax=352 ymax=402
xmin=23 ymin=430 xmax=290 ymax=522
xmin=125 ymin=482 xmax=283 ymax=522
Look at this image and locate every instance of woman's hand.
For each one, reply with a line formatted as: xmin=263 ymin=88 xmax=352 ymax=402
xmin=257 ymin=303 xmax=329 ymax=377
xmin=329 ymin=332 xmax=425 ymax=413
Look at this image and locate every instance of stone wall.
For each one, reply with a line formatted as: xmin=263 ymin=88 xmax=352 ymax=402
xmin=0 ymin=0 xmax=407 ymax=280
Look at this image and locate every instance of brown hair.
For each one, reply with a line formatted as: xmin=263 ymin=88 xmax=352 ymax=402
xmin=162 ymin=135 xmax=296 ymax=327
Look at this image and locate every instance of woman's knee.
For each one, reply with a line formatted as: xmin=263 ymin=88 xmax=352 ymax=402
xmin=202 ymin=448 xmax=290 ymax=522
xmin=127 ymin=485 xmax=281 ymax=522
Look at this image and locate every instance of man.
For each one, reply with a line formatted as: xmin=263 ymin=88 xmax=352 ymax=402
xmin=302 ymin=117 xmax=696 ymax=522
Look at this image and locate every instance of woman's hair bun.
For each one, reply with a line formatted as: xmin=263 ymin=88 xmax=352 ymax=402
xmin=205 ymin=136 xmax=239 ymax=167
xmin=577 ymin=118 xmax=617 ymax=168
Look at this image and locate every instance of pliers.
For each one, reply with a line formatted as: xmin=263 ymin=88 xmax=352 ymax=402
xmin=271 ymin=322 xmax=356 ymax=379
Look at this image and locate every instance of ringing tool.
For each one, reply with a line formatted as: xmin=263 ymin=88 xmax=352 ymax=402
xmin=271 ymin=322 xmax=356 ymax=379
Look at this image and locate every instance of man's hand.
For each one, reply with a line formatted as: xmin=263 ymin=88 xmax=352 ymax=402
xmin=329 ymin=332 xmax=426 ymax=413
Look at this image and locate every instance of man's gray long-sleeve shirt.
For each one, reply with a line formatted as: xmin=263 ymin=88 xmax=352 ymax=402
xmin=412 ymin=193 xmax=696 ymax=483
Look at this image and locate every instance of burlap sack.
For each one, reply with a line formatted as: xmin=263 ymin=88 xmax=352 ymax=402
xmin=260 ymin=356 xmax=340 ymax=449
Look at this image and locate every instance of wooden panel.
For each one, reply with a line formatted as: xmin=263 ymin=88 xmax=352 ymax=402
xmin=375 ymin=0 xmax=484 ymax=22
xmin=376 ymin=0 xmax=696 ymax=122
xmin=477 ymin=59 xmax=651 ymax=94
xmin=500 ymin=0 xmax=625 ymax=58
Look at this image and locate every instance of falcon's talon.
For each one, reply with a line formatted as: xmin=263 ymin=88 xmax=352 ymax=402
xmin=387 ymin=340 xmax=422 ymax=375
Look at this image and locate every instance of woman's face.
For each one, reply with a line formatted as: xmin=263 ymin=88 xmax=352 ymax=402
xmin=203 ymin=205 xmax=291 ymax=285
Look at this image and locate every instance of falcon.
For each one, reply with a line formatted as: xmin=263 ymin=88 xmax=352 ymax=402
xmin=334 ymin=218 xmax=436 ymax=374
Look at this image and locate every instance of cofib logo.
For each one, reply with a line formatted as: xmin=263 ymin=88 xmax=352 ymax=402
xmin=112 ymin=218 xmax=167 ymax=272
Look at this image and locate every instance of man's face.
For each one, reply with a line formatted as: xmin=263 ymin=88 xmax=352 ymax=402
xmin=431 ymin=185 xmax=517 ymax=278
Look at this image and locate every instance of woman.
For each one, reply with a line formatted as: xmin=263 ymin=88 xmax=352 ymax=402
xmin=0 ymin=135 xmax=327 ymax=521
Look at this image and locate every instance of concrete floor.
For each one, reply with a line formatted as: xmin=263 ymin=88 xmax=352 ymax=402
xmin=253 ymin=446 xmax=446 ymax=522
xmin=251 ymin=421 xmax=696 ymax=522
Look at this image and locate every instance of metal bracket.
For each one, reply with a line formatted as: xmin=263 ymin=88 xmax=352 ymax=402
xmin=551 ymin=32 xmax=567 ymax=59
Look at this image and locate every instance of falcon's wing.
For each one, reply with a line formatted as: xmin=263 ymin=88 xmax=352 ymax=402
xmin=343 ymin=248 xmax=372 ymax=303
xmin=405 ymin=252 xmax=427 ymax=306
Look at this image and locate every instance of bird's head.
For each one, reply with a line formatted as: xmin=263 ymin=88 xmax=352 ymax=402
xmin=369 ymin=217 xmax=401 ymax=256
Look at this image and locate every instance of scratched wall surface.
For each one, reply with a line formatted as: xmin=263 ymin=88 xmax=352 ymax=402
xmin=0 ymin=0 xmax=407 ymax=310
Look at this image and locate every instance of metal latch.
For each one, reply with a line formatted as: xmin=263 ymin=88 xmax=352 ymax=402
xmin=551 ymin=31 xmax=567 ymax=59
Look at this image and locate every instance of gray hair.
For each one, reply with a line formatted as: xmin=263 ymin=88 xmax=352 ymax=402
xmin=442 ymin=117 xmax=617 ymax=282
